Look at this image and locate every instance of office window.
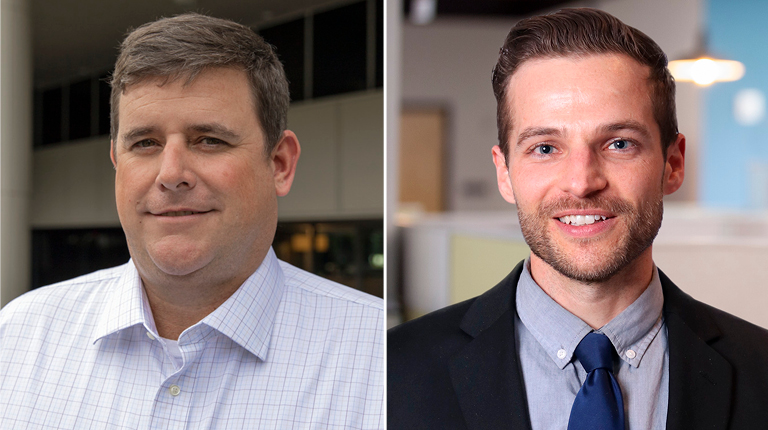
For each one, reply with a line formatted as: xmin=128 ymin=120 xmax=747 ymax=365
xmin=68 ymin=79 xmax=91 ymax=141
xmin=32 ymin=228 xmax=130 ymax=289
xmin=313 ymin=2 xmax=368 ymax=97
xmin=273 ymin=220 xmax=384 ymax=297
xmin=42 ymin=87 xmax=63 ymax=145
xmin=260 ymin=18 xmax=305 ymax=102
xmin=99 ymin=74 xmax=111 ymax=136
xmin=376 ymin=0 xmax=384 ymax=88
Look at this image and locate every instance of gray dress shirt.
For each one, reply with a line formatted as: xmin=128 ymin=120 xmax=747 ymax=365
xmin=515 ymin=261 xmax=669 ymax=429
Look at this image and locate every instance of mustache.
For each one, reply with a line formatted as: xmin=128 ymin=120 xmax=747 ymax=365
xmin=536 ymin=195 xmax=634 ymax=217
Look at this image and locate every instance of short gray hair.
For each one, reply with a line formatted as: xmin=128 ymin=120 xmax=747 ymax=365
xmin=111 ymin=13 xmax=289 ymax=153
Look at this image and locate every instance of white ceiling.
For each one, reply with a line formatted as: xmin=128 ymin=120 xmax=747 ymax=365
xmin=32 ymin=0 xmax=353 ymax=87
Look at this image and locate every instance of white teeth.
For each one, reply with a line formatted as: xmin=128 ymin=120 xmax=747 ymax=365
xmin=557 ymin=215 xmax=608 ymax=226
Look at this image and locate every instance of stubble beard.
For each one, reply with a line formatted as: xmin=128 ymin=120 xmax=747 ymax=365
xmin=517 ymin=193 xmax=663 ymax=283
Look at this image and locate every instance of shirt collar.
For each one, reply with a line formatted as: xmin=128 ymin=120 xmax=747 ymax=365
xmin=92 ymin=260 xmax=155 ymax=343
xmin=516 ymin=259 xmax=664 ymax=370
xmin=92 ymin=248 xmax=286 ymax=362
xmin=600 ymin=267 xmax=664 ymax=367
xmin=200 ymin=248 xmax=285 ymax=360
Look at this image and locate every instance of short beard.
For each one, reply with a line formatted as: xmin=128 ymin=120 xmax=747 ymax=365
xmin=517 ymin=194 xmax=663 ymax=283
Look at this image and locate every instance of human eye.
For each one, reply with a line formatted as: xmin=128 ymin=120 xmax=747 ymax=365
xmin=199 ymin=137 xmax=229 ymax=148
xmin=607 ymin=139 xmax=634 ymax=150
xmin=131 ymin=139 xmax=158 ymax=151
xmin=532 ymin=143 xmax=557 ymax=156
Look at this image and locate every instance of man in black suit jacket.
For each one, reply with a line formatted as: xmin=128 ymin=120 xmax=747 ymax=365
xmin=389 ymin=8 xmax=768 ymax=429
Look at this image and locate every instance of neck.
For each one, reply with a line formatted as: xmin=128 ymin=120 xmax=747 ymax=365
xmin=142 ymin=277 xmax=243 ymax=340
xmin=138 ymin=252 xmax=267 ymax=340
xmin=529 ymin=248 xmax=655 ymax=329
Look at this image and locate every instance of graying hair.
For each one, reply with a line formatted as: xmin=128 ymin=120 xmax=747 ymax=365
xmin=111 ymin=13 xmax=289 ymax=153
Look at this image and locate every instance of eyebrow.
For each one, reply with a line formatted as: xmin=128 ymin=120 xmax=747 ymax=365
xmin=600 ymin=120 xmax=652 ymax=140
xmin=121 ymin=126 xmax=156 ymax=144
xmin=188 ymin=123 xmax=240 ymax=141
xmin=120 ymin=123 xmax=241 ymax=144
xmin=515 ymin=120 xmax=653 ymax=147
xmin=516 ymin=127 xmax=563 ymax=147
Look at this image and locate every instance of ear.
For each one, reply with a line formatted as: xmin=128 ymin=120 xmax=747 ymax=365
xmin=110 ymin=140 xmax=117 ymax=168
xmin=271 ymin=130 xmax=301 ymax=197
xmin=492 ymin=145 xmax=516 ymax=204
xmin=662 ymin=133 xmax=685 ymax=195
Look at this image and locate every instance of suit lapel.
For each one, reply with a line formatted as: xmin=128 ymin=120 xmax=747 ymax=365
xmin=448 ymin=262 xmax=533 ymax=430
xmin=661 ymin=271 xmax=733 ymax=430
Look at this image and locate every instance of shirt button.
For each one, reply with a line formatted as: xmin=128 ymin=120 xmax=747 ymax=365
xmin=557 ymin=349 xmax=567 ymax=359
xmin=169 ymin=385 xmax=181 ymax=396
xmin=626 ymin=349 xmax=637 ymax=359
xmin=146 ymin=332 xmax=156 ymax=340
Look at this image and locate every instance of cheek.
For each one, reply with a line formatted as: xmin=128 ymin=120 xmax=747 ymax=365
xmin=115 ymin=169 xmax=151 ymax=202
xmin=510 ymin=165 xmax=554 ymax=204
xmin=114 ymin=171 xmax=134 ymax=206
xmin=213 ymin=162 xmax=272 ymax=203
xmin=611 ymin=159 xmax=665 ymax=201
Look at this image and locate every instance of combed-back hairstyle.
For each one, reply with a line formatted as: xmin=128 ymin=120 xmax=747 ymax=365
xmin=111 ymin=13 xmax=289 ymax=153
xmin=491 ymin=8 xmax=678 ymax=159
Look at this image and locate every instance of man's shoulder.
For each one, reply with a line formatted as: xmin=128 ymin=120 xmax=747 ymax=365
xmin=0 ymin=264 xmax=126 ymax=329
xmin=702 ymin=299 xmax=768 ymax=338
xmin=388 ymin=297 xmax=476 ymax=359
xmin=389 ymin=260 xmax=523 ymax=361
xmin=386 ymin=299 xmax=478 ymax=416
xmin=662 ymin=271 xmax=768 ymax=371
xmin=686 ymin=293 xmax=768 ymax=356
xmin=661 ymin=271 xmax=768 ymax=342
xmin=278 ymin=259 xmax=383 ymax=312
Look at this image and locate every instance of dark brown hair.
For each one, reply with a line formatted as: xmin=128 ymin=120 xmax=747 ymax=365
xmin=491 ymin=8 xmax=677 ymax=158
xmin=111 ymin=13 xmax=289 ymax=153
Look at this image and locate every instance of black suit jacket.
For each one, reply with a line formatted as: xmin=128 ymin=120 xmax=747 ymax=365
xmin=388 ymin=261 xmax=768 ymax=429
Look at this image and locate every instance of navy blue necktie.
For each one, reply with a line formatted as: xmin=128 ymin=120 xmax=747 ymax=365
xmin=567 ymin=332 xmax=625 ymax=430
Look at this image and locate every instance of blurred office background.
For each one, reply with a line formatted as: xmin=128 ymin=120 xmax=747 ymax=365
xmin=0 ymin=0 xmax=384 ymax=307
xmin=388 ymin=0 xmax=768 ymax=328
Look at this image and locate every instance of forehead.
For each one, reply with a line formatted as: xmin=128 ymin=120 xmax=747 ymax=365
xmin=118 ymin=67 xmax=257 ymax=128
xmin=505 ymin=54 xmax=656 ymax=136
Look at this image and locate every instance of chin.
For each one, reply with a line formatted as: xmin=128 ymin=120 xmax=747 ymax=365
xmin=145 ymin=242 xmax=214 ymax=277
xmin=152 ymin=260 xmax=209 ymax=277
xmin=150 ymin=255 xmax=211 ymax=277
xmin=537 ymin=239 xmax=650 ymax=284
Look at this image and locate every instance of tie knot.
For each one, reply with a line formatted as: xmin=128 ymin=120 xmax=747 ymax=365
xmin=574 ymin=332 xmax=615 ymax=373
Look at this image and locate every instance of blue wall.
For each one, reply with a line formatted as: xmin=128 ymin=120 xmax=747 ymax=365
xmin=703 ymin=0 xmax=768 ymax=208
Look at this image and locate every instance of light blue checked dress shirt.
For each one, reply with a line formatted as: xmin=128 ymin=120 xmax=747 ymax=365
xmin=516 ymin=260 xmax=668 ymax=430
xmin=0 ymin=248 xmax=383 ymax=429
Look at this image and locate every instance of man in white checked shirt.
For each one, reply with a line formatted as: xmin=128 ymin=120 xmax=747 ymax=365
xmin=0 ymin=13 xmax=383 ymax=429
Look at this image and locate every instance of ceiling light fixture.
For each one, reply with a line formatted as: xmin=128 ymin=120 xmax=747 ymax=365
xmin=669 ymin=32 xmax=744 ymax=86
xmin=410 ymin=0 xmax=437 ymax=25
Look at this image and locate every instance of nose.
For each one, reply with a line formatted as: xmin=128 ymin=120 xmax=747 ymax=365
xmin=559 ymin=146 xmax=607 ymax=198
xmin=156 ymin=140 xmax=196 ymax=191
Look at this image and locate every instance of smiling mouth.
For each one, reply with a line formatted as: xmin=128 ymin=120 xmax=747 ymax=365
xmin=557 ymin=215 xmax=613 ymax=226
xmin=157 ymin=210 xmax=209 ymax=217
